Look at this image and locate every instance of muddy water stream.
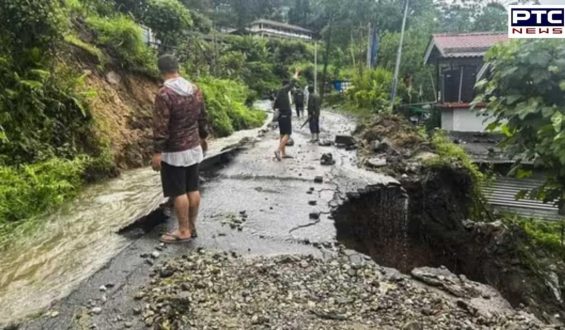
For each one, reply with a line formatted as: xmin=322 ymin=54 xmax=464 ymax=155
xmin=0 ymin=101 xmax=272 ymax=325
xmin=0 ymin=168 xmax=163 ymax=323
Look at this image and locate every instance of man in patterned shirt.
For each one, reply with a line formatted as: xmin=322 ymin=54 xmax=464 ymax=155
xmin=152 ymin=54 xmax=209 ymax=243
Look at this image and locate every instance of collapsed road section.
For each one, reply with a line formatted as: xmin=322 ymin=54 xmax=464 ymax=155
xmin=16 ymin=112 xmax=554 ymax=330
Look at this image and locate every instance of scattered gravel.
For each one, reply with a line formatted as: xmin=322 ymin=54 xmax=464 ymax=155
xmin=134 ymin=249 xmax=543 ymax=329
xmin=221 ymin=213 xmax=248 ymax=231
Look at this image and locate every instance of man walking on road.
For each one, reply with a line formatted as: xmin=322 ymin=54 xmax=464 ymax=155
xmin=307 ymin=85 xmax=321 ymax=142
xmin=293 ymin=88 xmax=305 ymax=118
xmin=273 ymin=71 xmax=299 ymax=161
xmin=152 ymin=54 xmax=209 ymax=244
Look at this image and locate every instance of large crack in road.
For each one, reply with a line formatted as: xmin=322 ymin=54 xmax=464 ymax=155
xmin=16 ymin=111 xmax=546 ymax=330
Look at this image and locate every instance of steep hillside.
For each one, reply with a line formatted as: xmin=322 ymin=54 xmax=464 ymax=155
xmin=0 ymin=0 xmax=266 ymax=240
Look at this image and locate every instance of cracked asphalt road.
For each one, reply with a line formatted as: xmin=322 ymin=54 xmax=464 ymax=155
xmin=20 ymin=111 xmax=396 ymax=330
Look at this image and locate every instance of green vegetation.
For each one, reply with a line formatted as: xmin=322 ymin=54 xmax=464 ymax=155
xmin=64 ymin=34 xmax=107 ymax=65
xmin=476 ymin=39 xmax=565 ymax=213
xmin=428 ymin=131 xmax=487 ymax=219
xmin=503 ymin=215 xmax=565 ymax=261
xmin=0 ymin=155 xmax=114 ymax=245
xmin=0 ymin=159 xmax=85 ymax=223
xmin=345 ymin=68 xmax=394 ymax=113
xmin=86 ymin=15 xmax=156 ymax=72
xmin=143 ymin=0 xmax=193 ymax=47
xmin=0 ymin=0 xmax=269 ymax=236
xmin=1 ymin=0 xmax=546 ymax=249
xmin=180 ymin=35 xmax=313 ymax=99
xmin=198 ymin=76 xmax=266 ymax=137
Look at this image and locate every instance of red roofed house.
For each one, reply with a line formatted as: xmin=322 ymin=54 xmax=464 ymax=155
xmin=424 ymin=32 xmax=508 ymax=132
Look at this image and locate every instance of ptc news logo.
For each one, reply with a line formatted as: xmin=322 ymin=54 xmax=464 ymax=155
xmin=509 ymin=5 xmax=565 ymax=38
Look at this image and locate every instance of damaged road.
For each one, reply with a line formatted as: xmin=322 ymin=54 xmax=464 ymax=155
xmin=17 ymin=112 xmax=546 ymax=330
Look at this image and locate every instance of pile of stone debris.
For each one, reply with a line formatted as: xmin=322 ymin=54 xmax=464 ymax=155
xmin=354 ymin=114 xmax=437 ymax=176
xmin=133 ymin=248 xmax=543 ymax=329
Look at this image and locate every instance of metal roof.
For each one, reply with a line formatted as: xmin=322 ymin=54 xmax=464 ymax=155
xmin=249 ymin=19 xmax=314 ymax=34
xmin=424 ymin=32 xmax=508 ymax=64
xmin=483 ymin=176 xmax=564 ymax=221
xmin=250 ymin=19 xmax=313 ymax=34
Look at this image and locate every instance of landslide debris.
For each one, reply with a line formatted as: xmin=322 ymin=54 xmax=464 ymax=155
xmin=355 ymin=114 xmax=433 ymax=176
xmin=134 ymin=248 xmax=542 ymax=329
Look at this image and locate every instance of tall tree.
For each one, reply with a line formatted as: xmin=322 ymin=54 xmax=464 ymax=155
xmin=475 ymin=40 xmax=565 ymax=214
xmin=288 ymin=0 xmax=311 ymax=27
xmin=473 ymin=3 xmax=507 ymax=32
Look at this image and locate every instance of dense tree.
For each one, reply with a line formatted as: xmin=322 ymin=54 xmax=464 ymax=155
xmin=475 ymin=40 xmax=565 ymax=214
xmin=473 ymin=3 xmax=507 ymax=32
xmin=288 ymin=0 xmax=312 ymax=27
xmin=143 ymin=0 xmax=193 ymax=47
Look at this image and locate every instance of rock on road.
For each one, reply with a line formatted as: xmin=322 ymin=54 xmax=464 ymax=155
xmin=19 ymin=111 xmax=542 ymax=330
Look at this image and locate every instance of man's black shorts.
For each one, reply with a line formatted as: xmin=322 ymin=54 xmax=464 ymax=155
xmin=278 ymin=114 xmax=292 ymax=136
xmin=160 ymin=162 xmax=200 ymax=197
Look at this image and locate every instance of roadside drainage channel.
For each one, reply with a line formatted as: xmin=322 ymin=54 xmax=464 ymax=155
xmin=332 ymin=165 xmax=565 ymax=323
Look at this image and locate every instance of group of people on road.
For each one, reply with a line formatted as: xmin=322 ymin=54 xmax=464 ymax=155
xmin=273 ymin=71 xmax=321 ymax=161
xmin=150 ymin=55 xmax=322 ymax=244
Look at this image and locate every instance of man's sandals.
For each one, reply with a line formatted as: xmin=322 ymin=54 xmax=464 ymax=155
xmin=160 ymin=230 xmax=198 ymax=244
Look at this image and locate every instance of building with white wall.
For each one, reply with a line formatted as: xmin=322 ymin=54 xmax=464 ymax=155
xmin=243 ymin=19 xmax=314 ymax=41
xmin=424 ymin=32 xmax=508 ymax=132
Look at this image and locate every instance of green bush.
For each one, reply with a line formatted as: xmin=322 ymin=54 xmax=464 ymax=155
xmin=0 ymin=0 xmax=64 ymax=66
xmin=86 ymin=14 xmax=156 ymax=72
xmin=513 ymin=218 xmax=565 ymax=260
xmin=427 ymin=131 xmax=487 ymax=219
xmin=197 ymin=76 xmax=266 ymax=137
xmin=190 ymin=10 xmax=213 ymax=34
xmin=0 ymin=158 xmax=85 ymax=224
xmin=346 ymin=68 xmax=395 ymax=112
xmin=0 ymin=153 xmax=118 ymax=236
xmin=64 ymin=34 xmax=107 ymax=65
xmin=143 ymin=0 xmax=192 ymax=47
xmin=476 ymin=39 xmax=565 ymax=210
xmin=0 ymin=58 xmax=97 ymax=165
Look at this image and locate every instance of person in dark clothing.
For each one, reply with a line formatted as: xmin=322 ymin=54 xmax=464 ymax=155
xmin=273 ymin=71 xmax=299 ymax=160
xmin=152 ymin=54 xmax=209 ymax=243
xmin=307 ymin=86 xmax=321 ymax=142
xmin=293 ymin=89 xmax=305 ymax=118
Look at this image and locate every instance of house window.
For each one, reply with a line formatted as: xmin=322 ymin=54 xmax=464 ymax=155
xmin=461 ymin=65 xmax=477 ymax=103
xmin=441 ymin=65 xmax=477 ymax=103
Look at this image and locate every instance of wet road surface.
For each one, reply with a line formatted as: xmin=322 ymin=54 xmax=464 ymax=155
xmin=17 ymin=110 xmax=393 ymax=329
xmin=14 ymin=109 xmax=545 ymax=330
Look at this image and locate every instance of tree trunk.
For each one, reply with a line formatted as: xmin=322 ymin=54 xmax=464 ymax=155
xmin=320 ymin=21 xmax=333 ymax=105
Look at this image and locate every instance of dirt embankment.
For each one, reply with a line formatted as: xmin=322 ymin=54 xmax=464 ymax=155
xmin=86 ymin=70 xmax=157 ymax=169
xmin=341 ymin=114 xmax=565 ymax=324
xmin=64 ymin=40 xmax=160 ymax=171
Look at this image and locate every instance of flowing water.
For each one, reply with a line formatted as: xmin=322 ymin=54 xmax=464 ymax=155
xmin=0 ymin=101 xmax=273 ymax=325
xmin=0 ymin=168 xmax=163 ymax=323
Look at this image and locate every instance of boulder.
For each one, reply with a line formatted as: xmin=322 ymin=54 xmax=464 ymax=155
xmin=335 ymin=135 xmax=355 ymax=146
xmin=373 ymin=138 xmax=399 ymax=155
xmin=320 ymin=153 xmax=335 ymax=166
xmin=366 ymin=157 xmax=387 ymax=168
xmin=105 ymin=71 xmax=121 ymax=85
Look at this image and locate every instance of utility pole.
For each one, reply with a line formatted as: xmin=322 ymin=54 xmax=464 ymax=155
xmin=320 ymin=21 xmax=333 ymax=104
xmin=390 ymin=0 xmax=410 ymax=111
xmin=314 ymin=41 xmax=318 ymax=93
xmin=350 ymin=30 xmax=356 ymax=67
xmin=366 ymin=22 xmax=372 ymax=68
